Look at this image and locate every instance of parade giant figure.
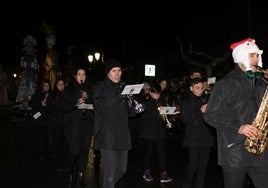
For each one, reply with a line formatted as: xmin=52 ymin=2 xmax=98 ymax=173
xmin=16 ymin=35 xmax=38 ymax=112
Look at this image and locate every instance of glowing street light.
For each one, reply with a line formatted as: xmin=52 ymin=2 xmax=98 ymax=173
xmin=94 ymin=52 xmax=101 ymax=61
xmin=88 ymin=51 xmax=103 ymax=64
xmin=88 ymin=54 xmax=94 ymax=63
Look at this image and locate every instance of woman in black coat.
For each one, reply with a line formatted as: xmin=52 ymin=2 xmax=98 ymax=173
xmin=51 ymin=78 xmax=69 ymax=171
xmin=62 ymin=67 xmax=94 ymax=187
xmin=29 ymin=79 xmax=54 ymax=161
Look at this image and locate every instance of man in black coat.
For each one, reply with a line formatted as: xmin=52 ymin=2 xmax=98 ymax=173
xmin=180 ymin=78 xmax=213 ymax=188
xmin=92 ymin=58 xmax=131 ymax=188
xmin=204 ymin=38 xmax=268 ymax=188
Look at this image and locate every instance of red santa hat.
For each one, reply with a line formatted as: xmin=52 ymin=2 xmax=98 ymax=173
xmin=230 ymin=38 xmax=263 ymax=71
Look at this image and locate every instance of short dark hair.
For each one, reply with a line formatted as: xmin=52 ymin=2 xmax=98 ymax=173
xmin=190 ymin=78 xmax=203 ymax=86
xmin=150 ymin=84 xmax=161 ymax=93
xmin=190 ymin=67 xmax=202 ymax=75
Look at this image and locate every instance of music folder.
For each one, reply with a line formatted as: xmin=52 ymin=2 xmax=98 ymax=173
xmin=121 ymin=84 xmax=144 ymax=95
xmin=159 ymin=107 xmax=177 ymax=115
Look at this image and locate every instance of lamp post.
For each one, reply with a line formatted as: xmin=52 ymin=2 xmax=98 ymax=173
xmin=88 ymin=51 xmax=105 ymax=83
xmin=88 ymin=52 xmax=103 ymax=64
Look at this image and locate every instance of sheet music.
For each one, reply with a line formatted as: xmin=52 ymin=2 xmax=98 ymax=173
xmin=77 ymin=103 xmax=94 ymax=110
xmin=121 ymin=84 xmax=144 ymax=95
xmin=207 ymin=77 xmax=216 ymax=84
xmin=159 ymin=107 xmax=177 ymax=115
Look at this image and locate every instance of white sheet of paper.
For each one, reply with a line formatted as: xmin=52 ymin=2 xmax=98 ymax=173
xmin=121 ymin=84 xmax=144 ymax=95
xmin=78 ymin=104 xmax=94 ymax=110
xmin=33 ymin=112 xmax=42 ymax=119
xmin=159 ymin=107 xmax=176 ymax=115
xmin=207 ymin=77 xmax=216 ymax=84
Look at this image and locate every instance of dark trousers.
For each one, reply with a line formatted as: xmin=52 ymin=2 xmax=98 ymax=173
xmin=182 ymin=147 xmax=211 ymax=188
xmin=100 ymin=149 xmax=128 ymax=188
xmin=222 ymin=165 xmax=268 ymax=188
xmin=143 ymin=139 xmax=166 ymax=172
xmin=54 ymin=126 xmax=69 ymax=168
xmin=68 ymin=130 xmax=92 ymax=173
xmin=37 ymin=126 xmax=53 ymax=153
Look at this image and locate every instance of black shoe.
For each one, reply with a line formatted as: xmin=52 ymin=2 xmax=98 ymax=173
xmin=77 ymin=171 xmax=84 ymax=184
xmin=77 ymin=171 xmax=88 ymax=187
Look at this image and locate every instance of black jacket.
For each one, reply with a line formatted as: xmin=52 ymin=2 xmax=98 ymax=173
xmin=204 ymin=65 xmax=268 ymax=167
xmin=62 ymin=79 xmax=94 ymax=137
xmin=29 ymin=90 xmax=54 ymax=126
xmin=92 ymin=77 xmax=131 ymax=150
xmin=181 ymin=92 xmax=213 ymax=147
xmin=140 ymin=96 xmax=166 ymax=140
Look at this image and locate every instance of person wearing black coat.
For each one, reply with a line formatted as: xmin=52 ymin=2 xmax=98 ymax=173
xmin=140 ymin=84 xmax=173 ymax=183
xmin=62 ymin=67 xmax=94 ymax=188
xmin=180 ymin=78 xmax=213 ymax=188
xmin=51 ymin=78 xmax=69 ymax=171
xmin=204 ymin=38 xmax=268 ymax=188
xmin=29 ymin=79 xmax=54 ymax=161
xmin=92 ymin=59 xmax=131 ymax=188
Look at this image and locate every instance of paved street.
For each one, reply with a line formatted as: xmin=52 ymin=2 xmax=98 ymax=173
xmin=1 ymin=105 xmax=252 ymax=188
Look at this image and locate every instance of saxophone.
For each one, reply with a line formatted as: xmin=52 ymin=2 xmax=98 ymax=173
xmin=244 ymin=67 xmax=268 ymax=155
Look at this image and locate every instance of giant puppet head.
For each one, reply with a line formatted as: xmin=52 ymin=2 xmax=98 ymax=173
xmin=230 ymin=38 xmax=263 ymax=72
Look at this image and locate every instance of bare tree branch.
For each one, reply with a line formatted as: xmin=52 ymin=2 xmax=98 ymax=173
xmin=175 ymin=38 xmax=230 ymax=77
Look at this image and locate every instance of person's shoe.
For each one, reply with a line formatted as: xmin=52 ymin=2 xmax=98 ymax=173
xmin=160 ymin=171 xmax=173 ymax=183
xmin=143 ymin=170 xmax=154 ymax=182
xmin=67 ymin=173 xmax=73 ymax=188
xmin=77 ymin=171 xmax=87 ymax=187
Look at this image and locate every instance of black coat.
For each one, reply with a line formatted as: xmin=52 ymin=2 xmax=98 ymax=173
xmin=29 ymin=90 xmax=54 ymax=127
xmin=52 ymin=89 xmax=65 ymax=127
xmin=92 ymin=77 xmax=131 ymax=150
xmin=181 ymin=92 xmax=213 ymax=147
xmin=204 ymin=65 xmax=268 ymax=167
xmin=140 ymin=96 xmax=166 ymax=140
xmin=61 ymin=79 xmax=94 ymax=153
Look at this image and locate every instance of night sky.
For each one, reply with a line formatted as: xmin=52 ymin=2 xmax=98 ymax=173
xmin=3 ymin=0 xmax=268 ymax=69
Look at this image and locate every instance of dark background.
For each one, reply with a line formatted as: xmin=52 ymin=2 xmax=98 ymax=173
xmin=2 ymin=0 xmax=268 ymax=75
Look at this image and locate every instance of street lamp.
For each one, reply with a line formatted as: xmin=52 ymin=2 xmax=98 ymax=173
xmin=88 ymin=52 xmax=103 ymax=64
xmin=95 ymin=52 xmax=101 ymax=61
xmin=87 ymin=51 xmax=105 ymax=83
xmin=88 ymin=54 xmax=94 ymax=63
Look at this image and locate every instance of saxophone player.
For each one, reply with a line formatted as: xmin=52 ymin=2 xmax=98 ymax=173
xmin=204 ymin=38 xmax=268 ymax=188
